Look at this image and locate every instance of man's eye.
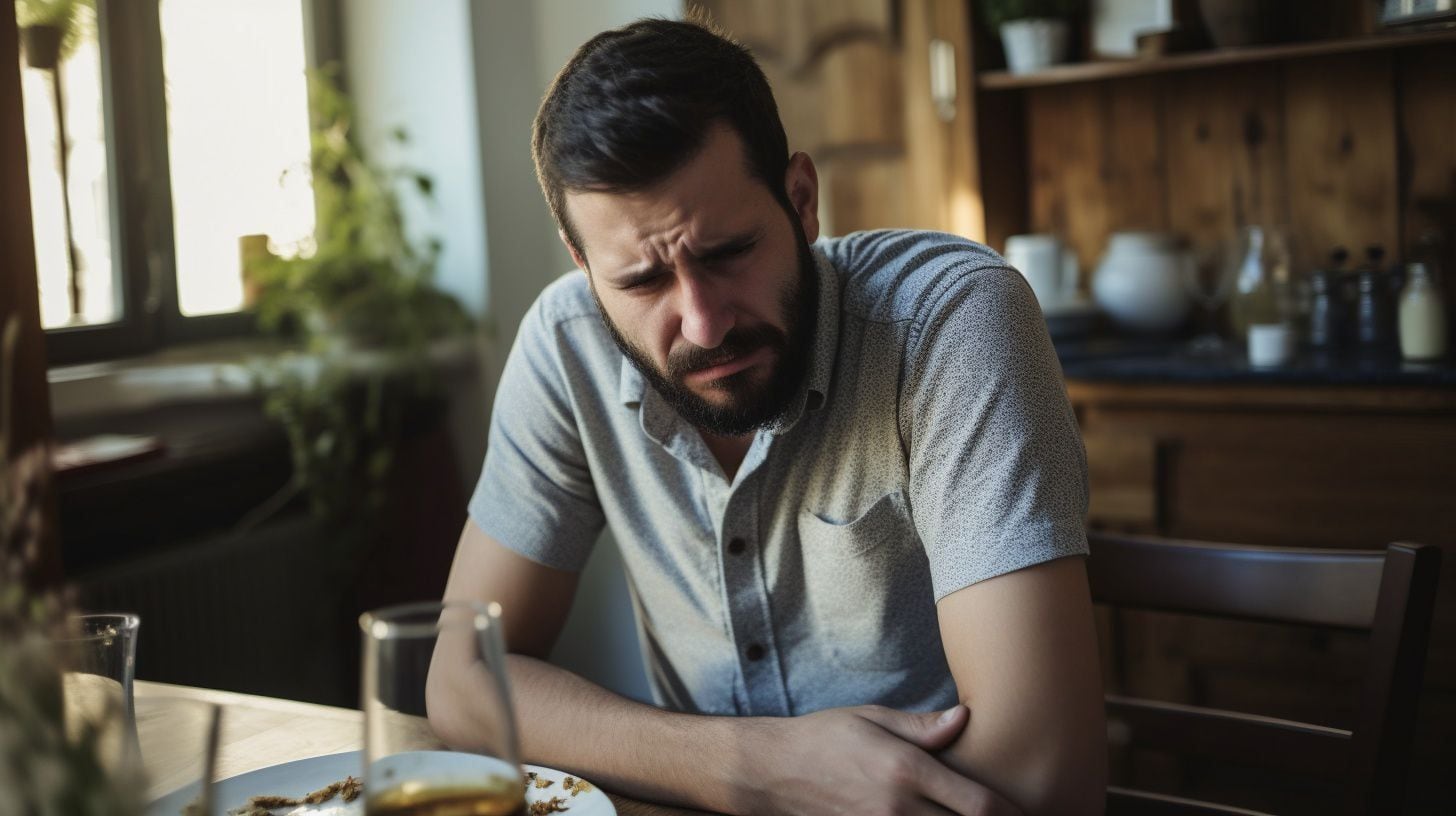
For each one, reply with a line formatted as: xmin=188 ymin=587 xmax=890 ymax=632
xmin=622 ymin=274 xmax=664 ymax=291
xmin=707 ymin=243 xmax=754 ymax=265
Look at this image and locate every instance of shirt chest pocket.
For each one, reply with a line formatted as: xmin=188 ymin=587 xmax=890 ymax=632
xmin=798 ymin=491 xmax=942 ymax=672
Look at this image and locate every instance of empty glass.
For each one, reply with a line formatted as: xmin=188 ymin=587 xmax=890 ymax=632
xmin=360 ymin=601 xmax=525 ymax=816
xmin=57 ymin=612 xmax=142 ymax=775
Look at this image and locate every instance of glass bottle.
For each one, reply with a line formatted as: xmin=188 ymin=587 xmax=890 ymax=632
xmin=1354 ymin=245 xmax=1392 ymax=353
xmin=1230 ymin=226 xmax=1293 ymax=366
xmin=1399 ymin=263 xmax=1448 ymax=361
xmin=1308 ymin=247 xmax=1348 ymax=353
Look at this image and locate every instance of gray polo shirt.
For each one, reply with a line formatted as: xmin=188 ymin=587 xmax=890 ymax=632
xmin=469 ymin=229 xmax=1088 ymax=717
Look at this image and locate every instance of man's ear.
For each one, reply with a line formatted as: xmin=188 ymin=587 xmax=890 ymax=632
xmin=785 ymin=151 xmax=821 ymax=244
xmin=559 ymin=229 xmax=589 ymax=272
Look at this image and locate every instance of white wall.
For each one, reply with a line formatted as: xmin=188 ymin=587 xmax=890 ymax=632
xmin=347 ymin=0 xmax=680 ymax=704
xmin=342 ymin=0 xmax=492 ymax=489
xmin=342 ymin=0 xmax=488 ymax=318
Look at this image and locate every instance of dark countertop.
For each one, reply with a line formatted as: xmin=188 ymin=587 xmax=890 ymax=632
xmin=1054 ymin=337 xmax=1456 ymax=387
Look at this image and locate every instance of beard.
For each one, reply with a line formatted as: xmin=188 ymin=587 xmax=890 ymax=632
xmin=595 ymin=217 xmax=819 ymax=437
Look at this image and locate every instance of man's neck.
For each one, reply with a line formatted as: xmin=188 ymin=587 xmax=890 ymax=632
xmin=699 ymin=430 xmax=754 ymax=482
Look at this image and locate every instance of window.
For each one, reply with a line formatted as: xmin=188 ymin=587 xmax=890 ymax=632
xmin=16 ymin=0 xmax=319 ymax=363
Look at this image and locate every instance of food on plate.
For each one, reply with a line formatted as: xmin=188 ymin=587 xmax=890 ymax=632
xmin=561 ymin=777 xmax=593 ymax=798
xmin=527 ymin=797 xmax=571 ymax=815
xmin=186 ymin=775 xmax=362 ymax=815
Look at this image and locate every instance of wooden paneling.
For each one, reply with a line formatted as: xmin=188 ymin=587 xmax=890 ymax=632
xmin=1027 ymin=78 xmax=1167 ymax=274
xmin=698 ymin=0 xmax=980 ymax=236
xmin=901 ymin=0 xmax=980 ymax=236
xmin=693 ymin=0 xmax=791 ymax=63
xmin=1397 ymin=44 xmax=1456 ymax=320
xmin=1105 ymin=77 xmax=1168 ymax=234
xmin=817 ymin=154 xmax=911 ymax=234
xmin=1022 ymin=49 xmax=1451 ymax=279
xmin=819 ymin=40 xmax=903 ymax=151
xmin=1028 ymin=83 xmax=1110 ymax=270
xmin=1163 ymin=65 xmax=1288 ymax=251
xmin=1284 ymin=53 xmax=1400 ymax=272
xmin=1082 ymin=431 xmax=1160 ymax=532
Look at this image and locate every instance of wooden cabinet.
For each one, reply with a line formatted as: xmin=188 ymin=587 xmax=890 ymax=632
xmin=1076 ymin=380 xmax=1456 ymax=813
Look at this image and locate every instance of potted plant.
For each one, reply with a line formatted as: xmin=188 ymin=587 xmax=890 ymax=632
xmin=979 ymin=0 xmax=1082 ymax=74
xmin=2 ymin=316 xmax=143 ymax=816
xmin=15 ymin=0 xmax=93 ymax=70
xmin=245 ymin=66 xmax=473 ymax=523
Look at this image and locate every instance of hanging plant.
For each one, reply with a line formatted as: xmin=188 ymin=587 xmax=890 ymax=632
xmin=15 ymin=0 xmax=95 ymax=69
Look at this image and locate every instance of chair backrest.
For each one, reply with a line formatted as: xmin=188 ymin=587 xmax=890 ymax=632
xmin=1086 ymin=533 xmax=1440 ymax=816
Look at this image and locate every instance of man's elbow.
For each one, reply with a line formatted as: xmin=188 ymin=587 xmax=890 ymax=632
xmin=944 ymin=723 xmax=1107 ymax=816
xmin=1021 ymin=745 xmax=1107 ymax=816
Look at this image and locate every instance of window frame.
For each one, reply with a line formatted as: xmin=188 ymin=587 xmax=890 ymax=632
xmin=39 ymin=0 xmax=338 ymax=366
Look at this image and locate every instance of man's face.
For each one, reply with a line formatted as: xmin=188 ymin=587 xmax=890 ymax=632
xmin=563 ymin=124 xmax=821 ymax=437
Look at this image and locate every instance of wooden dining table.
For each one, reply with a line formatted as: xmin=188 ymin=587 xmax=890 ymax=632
xmin=135 ymin=680 xmax=706 ymax=816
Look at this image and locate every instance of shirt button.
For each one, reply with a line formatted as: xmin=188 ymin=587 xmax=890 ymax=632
xmin=728 ymin=537 xmax=746 ymax=555
xmin=746 ymin=643 xmax=766 ymax=661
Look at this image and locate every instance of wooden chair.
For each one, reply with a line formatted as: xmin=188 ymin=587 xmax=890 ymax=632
xmin=1086 ymin=533 xmax=1440 ymax=816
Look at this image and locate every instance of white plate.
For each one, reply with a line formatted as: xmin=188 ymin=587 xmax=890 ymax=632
xmin=147 ymin=750 xmax=615 ymax=816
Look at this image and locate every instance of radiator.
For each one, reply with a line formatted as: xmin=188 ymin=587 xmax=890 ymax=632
xmin=74 ymin=514 xmax=359 ymax=707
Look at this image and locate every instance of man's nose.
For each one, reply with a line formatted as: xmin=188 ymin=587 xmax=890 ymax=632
xmin=677 ymin=272 xmax=734 ymax=349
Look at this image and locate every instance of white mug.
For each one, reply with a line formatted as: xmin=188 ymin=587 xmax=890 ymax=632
xmin=1005 ymin=234 xmax=1078 ymax=313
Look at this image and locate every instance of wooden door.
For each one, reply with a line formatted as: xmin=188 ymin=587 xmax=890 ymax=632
xmin=694 ymin=0 xmax=981 ymax=238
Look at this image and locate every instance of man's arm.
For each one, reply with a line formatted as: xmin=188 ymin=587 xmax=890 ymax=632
xmin=936 ymin=556 xmax=1108 ymax=816
xmin=429 ymin=520 xmax=1016 ymax=815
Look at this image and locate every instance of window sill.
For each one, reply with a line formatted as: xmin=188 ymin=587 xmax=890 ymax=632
xmin=48 ymin=338 xmax=287 ymax=425
xmin=48 ymin=335 xmax=484 ymax=425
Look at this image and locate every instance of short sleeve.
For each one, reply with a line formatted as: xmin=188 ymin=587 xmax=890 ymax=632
xmin=902 ymin=264 xmax=1088 ymax=601
xmin=468 ymin=293 xmax=605 ymax=572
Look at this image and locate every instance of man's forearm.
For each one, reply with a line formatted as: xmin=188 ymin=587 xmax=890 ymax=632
xmin=502 ymin=654 xmax=763 ymax=813
xmin=431 ymin=651 xmax=1005 ymax=815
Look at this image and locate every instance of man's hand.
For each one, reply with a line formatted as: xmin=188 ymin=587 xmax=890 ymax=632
xmin=739 ymin=704 xmax=1021 ymax=816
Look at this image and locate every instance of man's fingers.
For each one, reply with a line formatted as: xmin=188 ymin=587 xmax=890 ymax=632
xmin=903 ymin=799 xmax=961 ymax=816
xmin=856 ymin=704 xmax=969 ymax=751
xmin=916 ymin=756 xmax=1021 ymax=816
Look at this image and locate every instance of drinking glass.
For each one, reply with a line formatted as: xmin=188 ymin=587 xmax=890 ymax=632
xmin=57 ymin=612 xmax=142 ymax=775
xmin=360 ymin=601 xmax=525 ymax=816
xmin=1182 ymin=242 xmax=1237 ymax=355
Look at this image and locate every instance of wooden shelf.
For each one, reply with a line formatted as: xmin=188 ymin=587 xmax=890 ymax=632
xmin=979 ymin=28 xmax=1456 ymax=90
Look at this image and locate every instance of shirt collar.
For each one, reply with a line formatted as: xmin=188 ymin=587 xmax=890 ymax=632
xmin=617 ymin=243 xmax=841 ymax=436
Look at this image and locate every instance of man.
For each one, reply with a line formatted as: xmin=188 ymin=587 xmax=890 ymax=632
xmin=433 ymin=17 xmax=1106 ymax=816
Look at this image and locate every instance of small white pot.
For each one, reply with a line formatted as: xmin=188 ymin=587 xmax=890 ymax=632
xmin=1000 ymin=18 xmax=1070 ymax=74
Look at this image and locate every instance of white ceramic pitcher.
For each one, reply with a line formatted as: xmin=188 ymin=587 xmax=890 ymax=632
xmin=1091 ymin=232 xmax=1193 ymax=332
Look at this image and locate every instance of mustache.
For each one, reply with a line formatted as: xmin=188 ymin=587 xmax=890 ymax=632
xmin=666 ymin=324 xmax=786 ymax=379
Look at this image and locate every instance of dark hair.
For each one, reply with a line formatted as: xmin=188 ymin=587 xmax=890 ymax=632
xmin=532 ymin=17 xmax=790 ymax=261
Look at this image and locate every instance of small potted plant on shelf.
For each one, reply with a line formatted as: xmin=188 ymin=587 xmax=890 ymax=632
xmin=979 ymin=0 xmax=1082 ymax=74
